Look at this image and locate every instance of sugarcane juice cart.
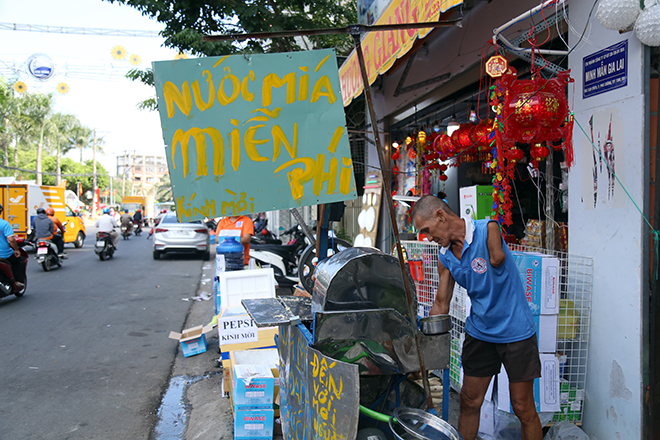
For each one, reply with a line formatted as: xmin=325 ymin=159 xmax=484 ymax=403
xmin=242 ymin=247 xmax=458 ymax=440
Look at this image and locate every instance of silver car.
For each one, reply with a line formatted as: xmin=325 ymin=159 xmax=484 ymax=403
xmin=152 ymin=212 xmax=210 ymax=260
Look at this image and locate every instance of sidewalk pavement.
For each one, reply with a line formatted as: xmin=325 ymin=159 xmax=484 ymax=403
xmin=168 ymin=257 xmax=459 ymax=440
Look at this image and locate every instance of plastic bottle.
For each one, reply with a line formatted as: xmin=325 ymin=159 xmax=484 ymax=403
xmin=216 ymin=235 xmax=244 ymax=271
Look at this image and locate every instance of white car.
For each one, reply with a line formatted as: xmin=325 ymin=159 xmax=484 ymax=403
xmin=152 ymin=212 xmax=210 ymax=260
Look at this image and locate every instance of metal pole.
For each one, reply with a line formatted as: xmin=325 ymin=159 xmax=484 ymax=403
xmin=92 ymin=129 xmax=97 ymax=212
xmin=350 ymin=31 xmax=434 ymax=410
xmin=545 ymin=144 xmax=554 ymax=250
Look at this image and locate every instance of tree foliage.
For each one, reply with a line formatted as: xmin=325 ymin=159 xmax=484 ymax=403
xmin=105 ymin=0 xmax=357 ymax=57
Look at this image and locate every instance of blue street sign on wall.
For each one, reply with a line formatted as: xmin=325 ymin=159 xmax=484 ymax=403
xmin=152 ymin=49 xmax=357 ymax=222
xmin=583 ymin=40 xmax=628 ymax=99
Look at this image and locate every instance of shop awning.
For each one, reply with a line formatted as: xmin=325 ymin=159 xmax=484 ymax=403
xmin=339 ymin=0 xmax=463 ymax=107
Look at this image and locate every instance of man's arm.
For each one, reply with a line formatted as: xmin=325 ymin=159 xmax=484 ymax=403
xmin=55 ymin=218 xmax=65 ymax=234
xmin=240 ymin=233 xmax=252 ymax=245
xmin=487 ymin=221 xmax=506 ymax=267
xmin=7 ymin=235 xmax=20 ymax=258
xmin=431 ymin=259 xmax=455 ymax=315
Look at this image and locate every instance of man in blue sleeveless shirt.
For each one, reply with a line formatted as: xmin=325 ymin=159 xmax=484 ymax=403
xmin=413 ymin=195 xmax=541 ymax=440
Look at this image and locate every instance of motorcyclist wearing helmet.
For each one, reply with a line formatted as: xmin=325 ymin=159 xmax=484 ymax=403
xmin=33 ymin=207 xmax=55 ymax=245
xmin=120 ymin=209 xmax=133 ymax=232
xmin=45 ymin=208 xmax=66 ymax=257
xmin=132 ymin=209 xmax=143 ymax=226
xmin=96 ymin=208 xmax=119 ymax=246
xmin=0 ymin=204 xmax=25 ymax=292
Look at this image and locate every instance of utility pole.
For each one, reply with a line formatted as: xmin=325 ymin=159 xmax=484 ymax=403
xmin=92 ymin=129 xmax=97 ymax=212
xmin=131 ymin=150 xmax=136 ymax=196
xmin=121 ymin=150 xmax=127 ymax=199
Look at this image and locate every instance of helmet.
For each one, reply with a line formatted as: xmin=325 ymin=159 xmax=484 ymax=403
xmin=45 ymin=208 xmax=55 ymax=216
xmin=103 ymin=208 xmax=110 ymax=214
xmin=124 ymin=209 xmax=129 ymax=213
xmin=37 ymin=208 xmax=46 ymax=214
xmin=136 ymin=209 xmax=141 ymax=213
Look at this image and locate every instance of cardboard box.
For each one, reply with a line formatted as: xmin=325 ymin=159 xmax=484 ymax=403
xmin=459 ymin=185 xmax=494 ymax=220
xmin=512 ymin=252 xmax=560 ymax=315
xmin=233 ymin=364 xmax=275 ymax=409
xmin=234 ymin=408 xmax=274 ymax=440
xmin=498 ymin=353 xmax=560 ymax=413
xmin=168 ymin=324 xmax=214 ymax=357
xmin=533 ymin=314 xmax=558 ymax=353
xmin=230 ymin=349 xmax=280 ymax=417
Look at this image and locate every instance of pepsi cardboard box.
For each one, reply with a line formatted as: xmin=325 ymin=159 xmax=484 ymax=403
xmin=168 ymin=324 xmax=214 ymax=357
xmin=234 ymin=408 xmax=274 ymax=440
xmin=233 ymin=364 xmax=275 ymax=409
xmin=512 ymin=252 xmax=560 ymax=315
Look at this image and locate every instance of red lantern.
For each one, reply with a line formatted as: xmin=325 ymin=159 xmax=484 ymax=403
xmin=506 ymin=146 xmax=525 ymax=162
xmin=530 ymin=143 xmax=550 ymax=162
xmin=473 ymin=119 xmax=494 ymax=147
xmin=439 ymin=173 xmax=448 ymax=181
xmin=499 ymin=72 xmax=573 ymax=145
xmin=439 ymin=133 xmax=455 ymax=156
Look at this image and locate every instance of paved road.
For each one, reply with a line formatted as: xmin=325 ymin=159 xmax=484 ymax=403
xmin=0 ymin=227 xmax=207 ymax=440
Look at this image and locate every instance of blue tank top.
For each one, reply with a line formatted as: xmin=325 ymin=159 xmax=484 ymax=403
xmin=438 ymin=219 xmax=535 ymax=343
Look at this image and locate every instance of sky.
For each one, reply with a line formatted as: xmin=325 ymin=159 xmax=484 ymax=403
xmin=0 ymin=0 xmax=182 ymax=176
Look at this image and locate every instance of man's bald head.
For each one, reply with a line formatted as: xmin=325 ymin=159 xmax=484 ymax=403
xmin=411 ymin=195 xmax=455 ymax=223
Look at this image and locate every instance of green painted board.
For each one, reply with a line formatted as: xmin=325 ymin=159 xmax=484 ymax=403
xmin=153 ymin=49 xmax=357 ymax=222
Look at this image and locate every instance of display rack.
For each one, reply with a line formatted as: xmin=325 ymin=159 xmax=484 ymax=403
xmin=400 ymin=240 xmax=593 ymax=424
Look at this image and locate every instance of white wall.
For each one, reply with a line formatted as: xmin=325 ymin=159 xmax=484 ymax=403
xmin=568 ymin=1 xmax=646 ymax=438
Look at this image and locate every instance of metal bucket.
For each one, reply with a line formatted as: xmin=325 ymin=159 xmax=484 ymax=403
xmin=389 ymin=407 xmax=463 ymax=440
xmin=419 ymin=314 xmax=452 ymax=335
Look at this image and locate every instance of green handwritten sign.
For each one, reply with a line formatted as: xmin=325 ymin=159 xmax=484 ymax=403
xmin=152 ymin=49 xmax=357 ymax=222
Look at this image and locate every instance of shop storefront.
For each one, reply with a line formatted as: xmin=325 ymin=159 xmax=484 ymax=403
xmin=339 ymin=0 xmax=658 ymax=438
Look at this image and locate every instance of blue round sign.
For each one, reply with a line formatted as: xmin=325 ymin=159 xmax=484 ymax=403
xmin=26 ymin=53 xmax=54 ymax=81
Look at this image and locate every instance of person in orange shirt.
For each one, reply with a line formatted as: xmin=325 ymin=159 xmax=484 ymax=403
xmin=215 ymin=215 xmax=254 ymax=265
xmin=45 ymin=208 xmax=66 ymax=257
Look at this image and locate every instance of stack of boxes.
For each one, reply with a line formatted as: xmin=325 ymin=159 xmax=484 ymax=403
xmin=213 ymin=261 xmax=279 ymax=437
xmin=497 ymin=252 xmax=561 ymax=415
xmin=232 ymin=364 xmax=275 ymax=440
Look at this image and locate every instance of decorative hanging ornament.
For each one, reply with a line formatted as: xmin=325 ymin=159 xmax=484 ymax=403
xmin=485 ymin=55 xmax=509 ymax=78
xmin=129 ymin=54 xmax=142 ymax=66
xmin=506 ymin=146 xmax=525 ymax=163
xmin=174 ymin=52 xmax=188 ymax=60
xmin=417 ymin=130 xmax=428 ymax=150
xmin=635 ymin=0 xmax=660 ymax=47
xmin=530 ymin=143 xmax=550 ymax=165
xmin=13 ymin=81 xmax=27 ymax=94
xmin=499 ymin=71 xmax=574 ymax=150
xmin=111 ymin=45 xmax=127 ymax=60
xmin=596 ymin=0 xmax=641 ymax=31
xmin=57 ymin=82 xmax=69 ymax=94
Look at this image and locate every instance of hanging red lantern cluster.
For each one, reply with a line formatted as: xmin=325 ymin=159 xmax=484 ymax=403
xmin=487 ymin=62 xmax=574 ymax=227
xmin=499 ymin=70 xmax=575 ymax=167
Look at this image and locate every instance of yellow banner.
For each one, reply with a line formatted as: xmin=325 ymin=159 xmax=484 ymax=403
xmin=339 ymin=0 xmax=462 ymax=106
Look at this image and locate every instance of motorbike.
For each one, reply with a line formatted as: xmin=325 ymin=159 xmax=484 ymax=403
xmin=95 ymin=231 xmax=116 ymax=261
xmin=250 ymin=224 xmax=351 ymax=291
xmin=251 ymin=218 xmax=282 ymax=245
xmin=35 ymin=233 xmax=64 ymax=272
xmin=121 ymin=222 xmax=133 ymax=240
xmin=134 ymin=220 xmax=142 ymax=236
xmin=0 ymin=239 xmax=28 ymax=299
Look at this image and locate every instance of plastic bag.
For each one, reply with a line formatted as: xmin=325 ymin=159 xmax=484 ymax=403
xmin=543 ymin=421 xmax=590 ymax=440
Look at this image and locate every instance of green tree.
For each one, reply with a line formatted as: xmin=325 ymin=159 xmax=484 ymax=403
xmin=155 ymin=173 xmax=172 ymax=203
xmin=0 ymin=80 xmax=16 ymax=170
xmin=49 ymin=113 xmax=79 ymax=185
xmin=21 ymin=92 xmax=55 ymax=185
xmin=109 ymin=0 xmax=357 ymax=111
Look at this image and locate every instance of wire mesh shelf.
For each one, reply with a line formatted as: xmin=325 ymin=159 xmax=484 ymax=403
xmin=400 ymin=240 xmax=593 ymax=424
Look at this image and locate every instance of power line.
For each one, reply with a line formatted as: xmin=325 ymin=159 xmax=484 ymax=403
xmin=0 ymin=22 xmax=161 ymax=38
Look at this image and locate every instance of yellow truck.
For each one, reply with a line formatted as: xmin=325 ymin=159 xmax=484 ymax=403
xmin=120 ymin=195 xmax=146 ymax=217
xmin=0 ymin=183 xmax=87 ymax=248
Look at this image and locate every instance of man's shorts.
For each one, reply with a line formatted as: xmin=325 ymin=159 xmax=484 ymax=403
xmin=462 ymin=333 xmax=541 ymax=382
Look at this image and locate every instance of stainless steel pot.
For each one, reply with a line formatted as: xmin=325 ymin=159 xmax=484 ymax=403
xmin=419 ymin=314 xmax=451 ymax=335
